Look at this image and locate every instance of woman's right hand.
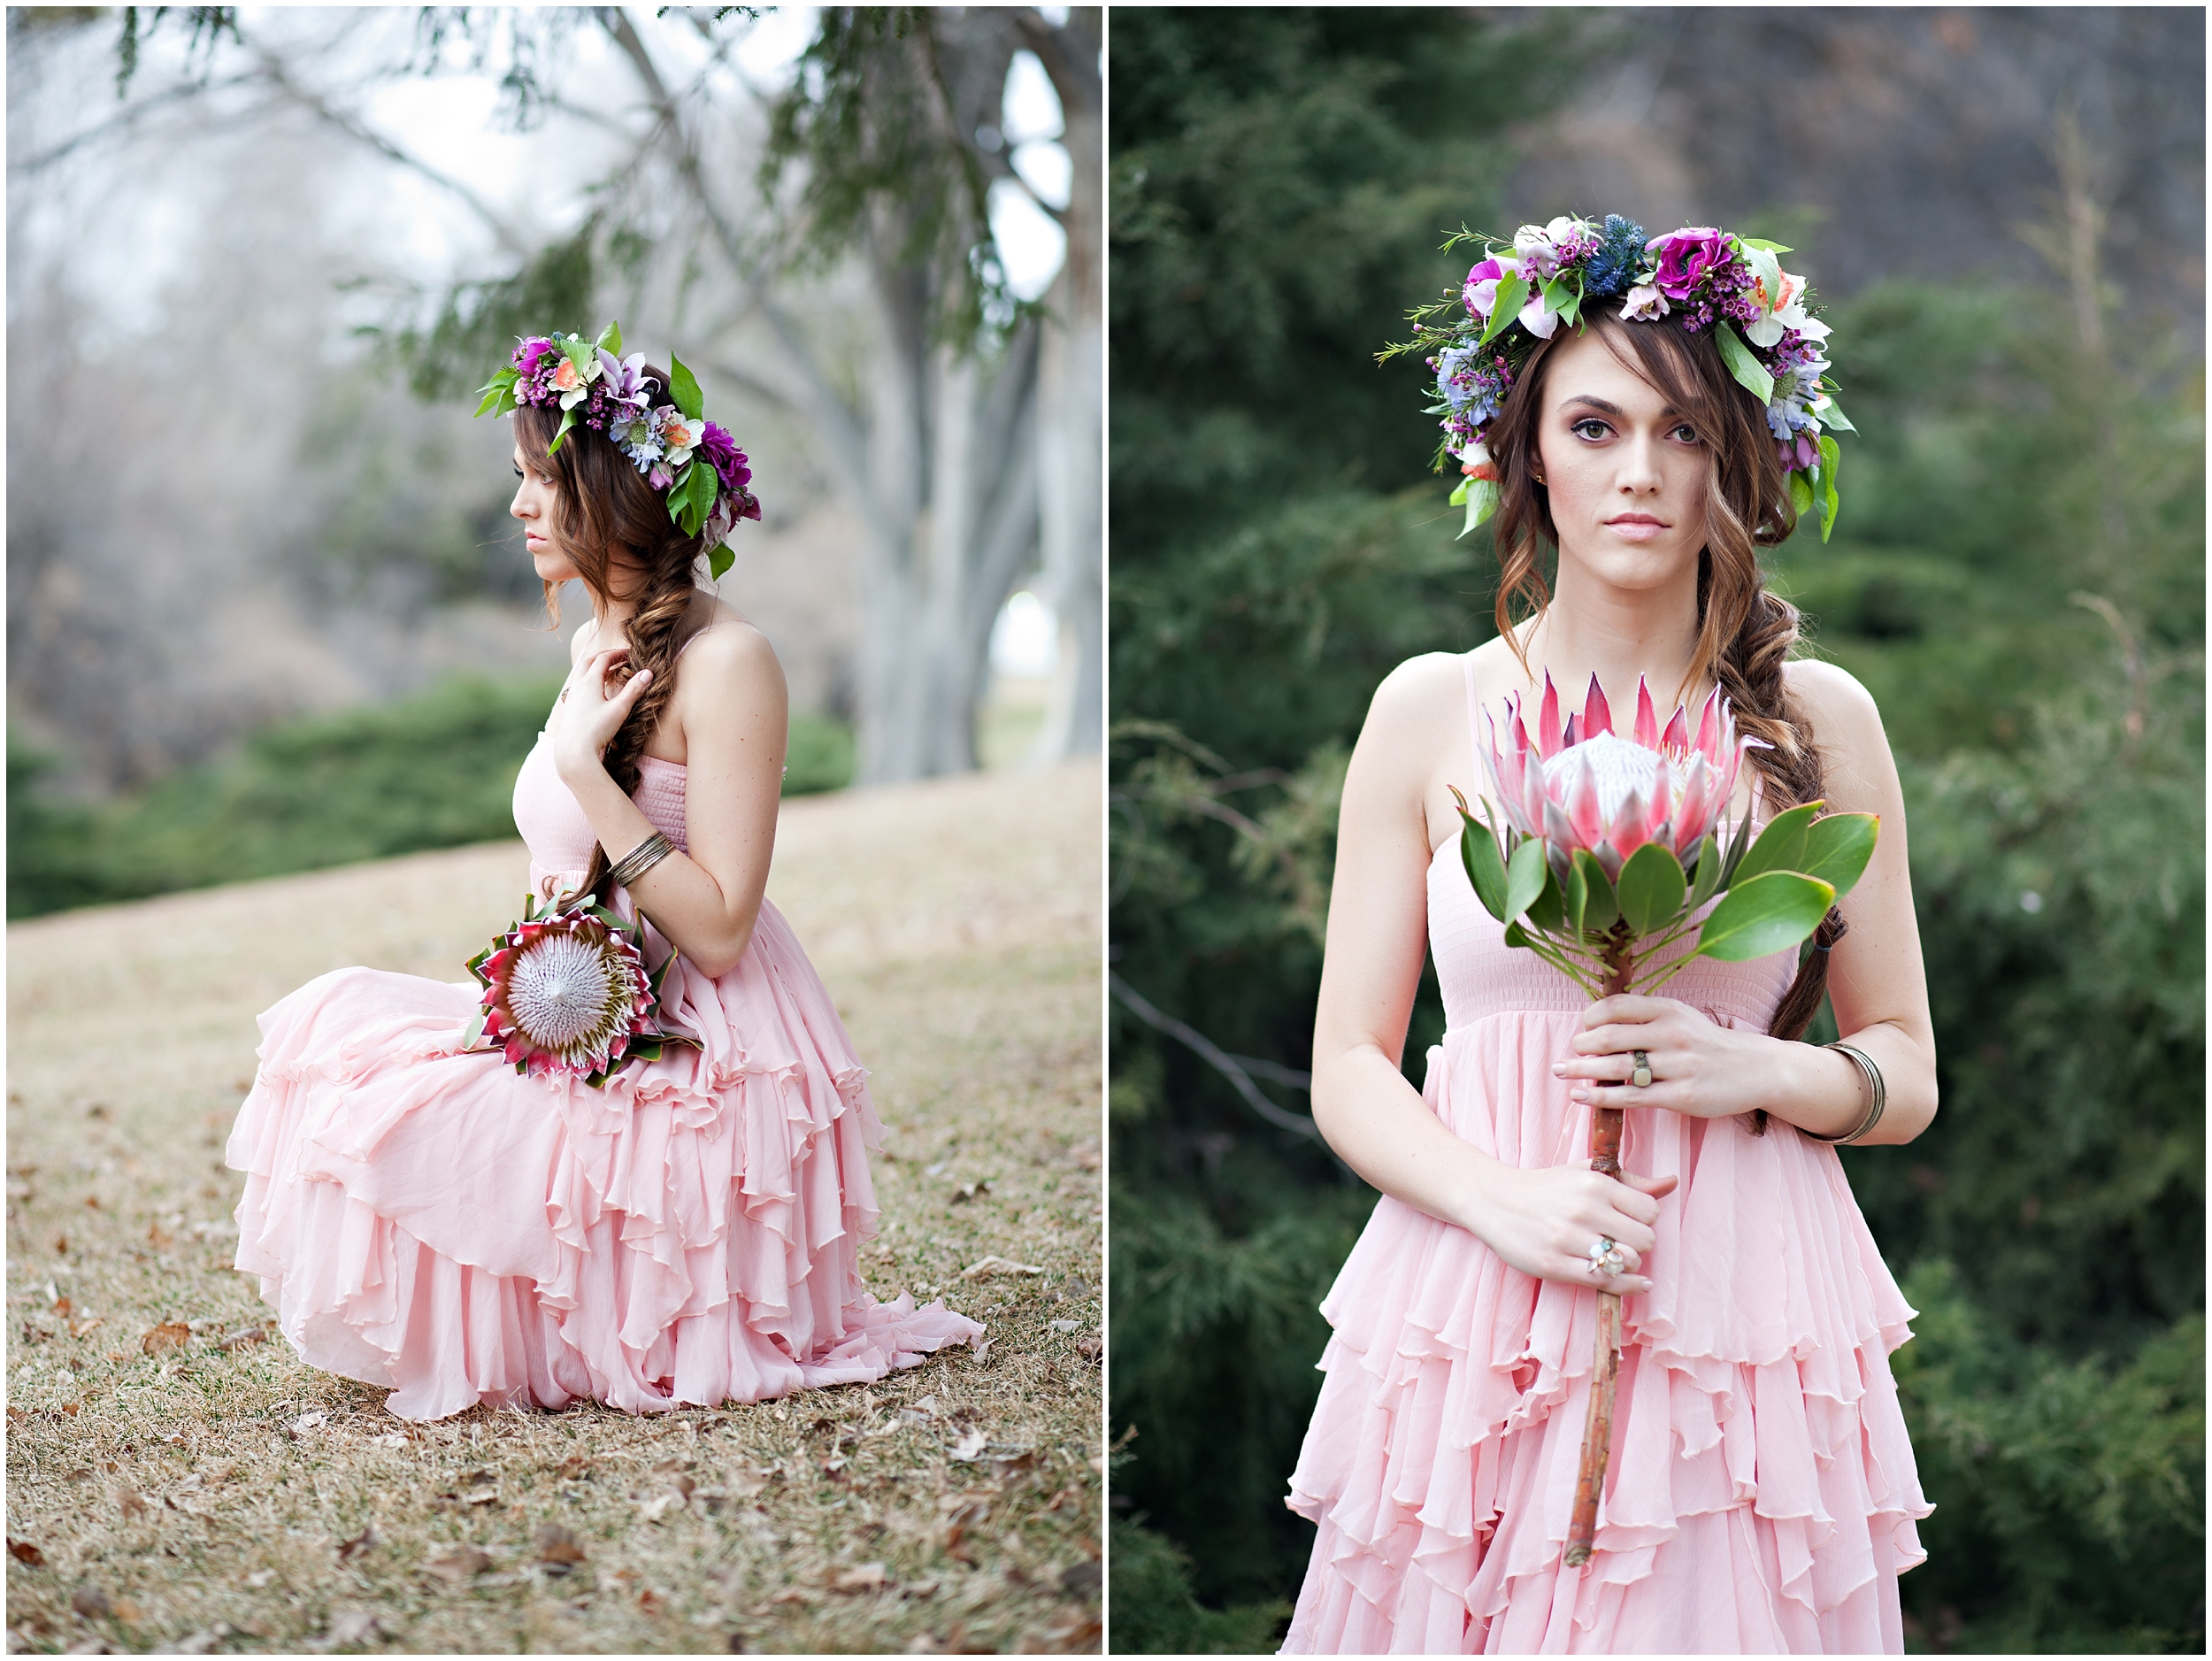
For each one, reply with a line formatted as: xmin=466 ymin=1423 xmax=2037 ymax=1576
xmin=1458 ymin=1160 xmax=1678 ymax=1294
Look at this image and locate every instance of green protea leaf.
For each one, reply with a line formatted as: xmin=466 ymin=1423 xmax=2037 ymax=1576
xmin=1459 ymin=804 xmax=1509 ymax=921
xmin=1801 ymin=811 xmax=1879 ymax=901
xmin=1616 ymin=841 xmax=1688 ymax=938
xmin=1694 ymin=870 xmax=1835 ymax=962
xmin=1686 ymin=833 xmax=1724 ymax=911
xmin=1572 ymin=848 xmax=1618 ymax=935
xmin=1734 ymin=802 xmax=1823 ymax=885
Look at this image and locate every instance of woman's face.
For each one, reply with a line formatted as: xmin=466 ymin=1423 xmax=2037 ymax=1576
xmin=1532 ymin=325 xmax=1709 ymax=596
xmin=511 ymin=445 xmax=580 ymax=586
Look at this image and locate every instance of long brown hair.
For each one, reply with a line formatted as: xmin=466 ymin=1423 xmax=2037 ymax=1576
xmin=1483 ymin=304 xmax=1846 ymax=1060
xmin=517 ymin=373 xmax=712 ymax=904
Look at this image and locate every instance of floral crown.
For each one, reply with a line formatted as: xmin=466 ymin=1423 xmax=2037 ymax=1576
xmin=1387 ymin=215 xmax=1855 ymax=543
xmin=476 ymin=321 xmax=762 ymax=579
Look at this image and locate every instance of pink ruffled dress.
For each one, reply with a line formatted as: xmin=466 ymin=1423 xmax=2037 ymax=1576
xmin=1281 ymin=658 xmax=1929 ymax=1654
xmin=227 ymin=696 xmax=982 ymax=1421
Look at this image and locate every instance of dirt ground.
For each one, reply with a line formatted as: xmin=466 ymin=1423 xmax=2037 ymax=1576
xmin=4 ymin=763 xmax=1102 ymax=1655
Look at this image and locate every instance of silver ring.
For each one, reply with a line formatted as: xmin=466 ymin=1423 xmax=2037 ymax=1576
xmin=1587 ymin=1236 xmax=1626 ymax=1278
xmin=1630 ymin=1050 xmax=1653 ymax=1088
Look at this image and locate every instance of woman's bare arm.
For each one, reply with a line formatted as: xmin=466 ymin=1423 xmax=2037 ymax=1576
xmin=553 ymin=623 xmax=787 ymax=980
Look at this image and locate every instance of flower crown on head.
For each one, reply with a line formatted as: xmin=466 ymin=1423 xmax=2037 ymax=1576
xmin=1386 ymin=214 xmax=1855 ymax=543
xmin=476 ymin=321 xmax=762 ymax=579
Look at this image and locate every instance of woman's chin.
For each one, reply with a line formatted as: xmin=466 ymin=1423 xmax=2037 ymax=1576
xmin=530 ymin=549 xmax=580 ymax=586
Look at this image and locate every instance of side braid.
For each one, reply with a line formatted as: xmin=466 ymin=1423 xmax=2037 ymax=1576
xmin=1717 ymin=589 xmax=1845 ymax=1132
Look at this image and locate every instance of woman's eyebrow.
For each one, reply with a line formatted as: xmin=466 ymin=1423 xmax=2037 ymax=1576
xmin=1559 ymin=393 xmax=1687 ymax=418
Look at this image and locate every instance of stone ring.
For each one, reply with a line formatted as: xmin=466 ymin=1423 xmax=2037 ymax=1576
xmin=1587 ymin=1236 xmax=1627 ymax=1278
xmin=1630 ymin=1050 xmax=1654 ymax=1088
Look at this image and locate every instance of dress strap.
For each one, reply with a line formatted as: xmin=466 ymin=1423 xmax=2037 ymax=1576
xmin=1462 ymin=652 xmax=1486 ymax=791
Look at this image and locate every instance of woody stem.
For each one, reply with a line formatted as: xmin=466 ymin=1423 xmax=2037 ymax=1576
xmin=1565 ymin=931 xmax=1637 ymax=1570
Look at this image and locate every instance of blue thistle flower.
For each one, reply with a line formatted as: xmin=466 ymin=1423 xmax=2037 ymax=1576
xmin=1582 ymin=214 xmax=1648 ymax=298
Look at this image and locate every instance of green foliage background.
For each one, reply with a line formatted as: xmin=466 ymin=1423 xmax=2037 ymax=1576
xmin=1108 ymin=8 xmax=2203 ymax=1653
xmin=8 ymin=678 xmax=855 ymax=920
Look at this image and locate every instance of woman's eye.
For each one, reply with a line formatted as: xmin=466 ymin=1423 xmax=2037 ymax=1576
xmin=1671 ymin=424 xmax=1702 ymax=444
xmin=1571 ymin=419 xmax=1610 ymax=442
xmin=513 ymin=466 xmax=526 ymax=479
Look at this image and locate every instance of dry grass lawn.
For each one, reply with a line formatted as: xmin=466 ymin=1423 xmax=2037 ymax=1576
xmin=5 ymin=763 xmax=1102 ymax=1655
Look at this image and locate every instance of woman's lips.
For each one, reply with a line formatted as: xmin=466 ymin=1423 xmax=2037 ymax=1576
xmin=1606 ymin=514 xmax=1668 ymax=542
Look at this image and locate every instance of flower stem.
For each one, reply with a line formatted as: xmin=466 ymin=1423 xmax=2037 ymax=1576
xmin=1566 ymin=935 xmax=1638 ymax=1569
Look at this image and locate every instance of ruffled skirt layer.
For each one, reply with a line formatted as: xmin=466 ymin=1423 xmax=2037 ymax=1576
xmin=1283 ymin=1018 xmax=1930 ymax=1654
xmin=228 ymin=900 xmax=980 ymax=1421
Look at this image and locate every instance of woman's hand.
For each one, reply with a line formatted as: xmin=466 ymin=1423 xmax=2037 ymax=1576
xmin=1554 ymin=994 xmax=1771 ymax=1121
xmin=1464 ymin=1158 xmax=1679 ymax=1294
xmin=552 ymin=647 xmax=653 ymax=786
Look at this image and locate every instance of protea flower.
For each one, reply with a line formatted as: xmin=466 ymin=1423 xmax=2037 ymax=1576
xmin=1480 ymin=672 xmax=1759 ymax=880
xmin=464 ymin=896 xmax=688 ymax=1086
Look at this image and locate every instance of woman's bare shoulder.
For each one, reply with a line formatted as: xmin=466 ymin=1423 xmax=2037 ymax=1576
xmin=1359 ymin=650 xmax=1470 ymax=744
xmin=1785 ymin=656 xmax=1886 ymax=742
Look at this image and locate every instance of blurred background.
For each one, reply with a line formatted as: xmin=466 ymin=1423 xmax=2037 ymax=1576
xmin=1108 ymin=8 xmax=2201 ymax=1654
xmin=9 ymin=4 xmax=1101 ymax=919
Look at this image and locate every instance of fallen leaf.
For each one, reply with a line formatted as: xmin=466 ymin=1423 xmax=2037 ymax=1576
xmin=423 ymin=1546 xmax=492 ymax=1582
xmin=9 ymin=1539 xmax=46 ymax=1565
xmin=145 ymin=1223 xmax=173 ymax=1250
xmin=1076 ymin=1334 xmax=1102 ymax=1362
xmin=218 ymin=1327 xmax=266 ymax=1351
xmin=83 ymin=1195 xmax=101 ymax=1210
xmin=244 ymin=1570 xmax=275 ymax=1589
xmin=555 ymin=1454 xmax=591 ymax=1480
xmin=116 ymin=1488 xmax=147 ymax=1521
xmin=68 ymin=1316 xmax=104 ymax=1340
xmin=1065 ymin=1276 xmax=1094 ymax=1299
xmin=833 ymin=1562 xmax=890 ymax=1593
xmin=139 ymin=1322 xmax=189 ymax=1357
xmin=1049 ymin=1319 xmax=1080 ymax=1334
xmin=326 ymin=1608 xmax=382 ymax=1646
xmin=171 ymin=1626 xmax=232 ymax=1654
xmin=634 ymin=1586 xmax=664 ymax=1615
xmin=1070 ymin=1141 xmax=1101 ymax=1171
xmin=970 ymin=1338 xmax=995 ymax=1366
xmin=950 ymin=1180 xmax=991 ymax=1203
xmin=335 ymin=1526 xmax=377 ymax=1565
xmin=288 ymin=1411 xmax=328 ymax=1437
xmin=902 ymin=1577 xmax=941 ymax=1600
xmin=53 ymin=1296 xmax=73 ymax=1319
xmin=958 ymin=1255 xmax=1045 ymax=1281
xmin=1059 ymin=1561 xmax=1102 ymax=1600
xmin=71 ymin=1582 xmax=112 ymax=1619
xmin=949 ymin=1428 xmax=990 ymax=1461
xmin=638 ymin=1490 xmax=686 ymax=1521
xmin=534 ymin=1524 xmax=587 ymax=1570
xmin=369 ymin=1433 xmax=409 ymax=1450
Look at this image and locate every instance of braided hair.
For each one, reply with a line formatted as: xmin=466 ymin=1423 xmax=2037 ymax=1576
xmin=1480 ymin=304 xmax=1844 ymax=1116
xmin=516 ymin=376 xmax=712 ymax=905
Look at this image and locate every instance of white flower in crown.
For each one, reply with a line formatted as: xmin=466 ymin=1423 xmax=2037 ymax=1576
xmin=546 ymin=345 xmax=603 ymax=411
xmin=1740 ymin=245 xmax=1831 ymax=349
xmin=649 ymin=404 xmax=703 ymax=469
xmin=1620 ymin=283 xmax=1671 ymax=321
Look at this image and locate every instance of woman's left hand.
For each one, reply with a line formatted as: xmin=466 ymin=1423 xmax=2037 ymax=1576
xmin=1553 ymin=995 xmax=1771 ymax=1122
xmin=552 ymin=646 xmax=652 ymax=784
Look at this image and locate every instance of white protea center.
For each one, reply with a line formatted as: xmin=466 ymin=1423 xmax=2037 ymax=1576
xmin=1544 ymin=731 xmax=1662 ymax=824
xmin=506 ymin=932 xmax=630 ymax=1057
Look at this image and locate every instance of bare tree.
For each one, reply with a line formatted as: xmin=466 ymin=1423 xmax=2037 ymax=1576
xmin=48 ymin=5 xmax=1101 ymax=786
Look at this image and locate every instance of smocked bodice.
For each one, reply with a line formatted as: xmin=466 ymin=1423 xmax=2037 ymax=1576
xmin=511 ymin=728 xmax=689 ymax=900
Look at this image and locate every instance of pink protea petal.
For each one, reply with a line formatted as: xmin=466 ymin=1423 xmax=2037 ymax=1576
xmin=1661 ymin=704 xmax=1690 ymax=754
xmin=1582 ymin=673 xmax=1613 ymax=738
xmin=1694 ymin=687 xmax=1723 ymax=762
xmin=1543 ymin=796 xmax=1578 ymax=873
xmin=1673 ymin=753 xmax=1717 ymax=850
xmin=1562 ymin=711 xmax=1580 ymax=750
xmin=1519 ymin=757 xmax=1548 ymax=838
xmin=1564 ymin=757 xmax=1605 ymax=851
xmin=1647 ymin=754 xmax=1677 ymax=837
xmin=1609 ymin=787 xmax=1651 ymax=859
xmin=1634 ymin=676 xmax=1659 ymax=748
xmin=1538 ymin=673 xmax=1563 ymax=758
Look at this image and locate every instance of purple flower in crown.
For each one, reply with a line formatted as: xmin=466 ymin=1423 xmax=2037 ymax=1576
xmin=1463 ymin=255 xmax=1513 ymax=321
xmin=596 ymin=348 xmax=655 ymax=407
xmin=1647 ymin=227 xmax=1734 ymax=301
xmin=698 ymin=421 xmax=752 ymax=494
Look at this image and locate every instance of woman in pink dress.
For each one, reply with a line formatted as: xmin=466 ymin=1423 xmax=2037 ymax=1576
xmin=227 ymin=328 xmax=980 ymax=1421
xmin=1282 ymin=222 xmax=1935 ymax=1651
